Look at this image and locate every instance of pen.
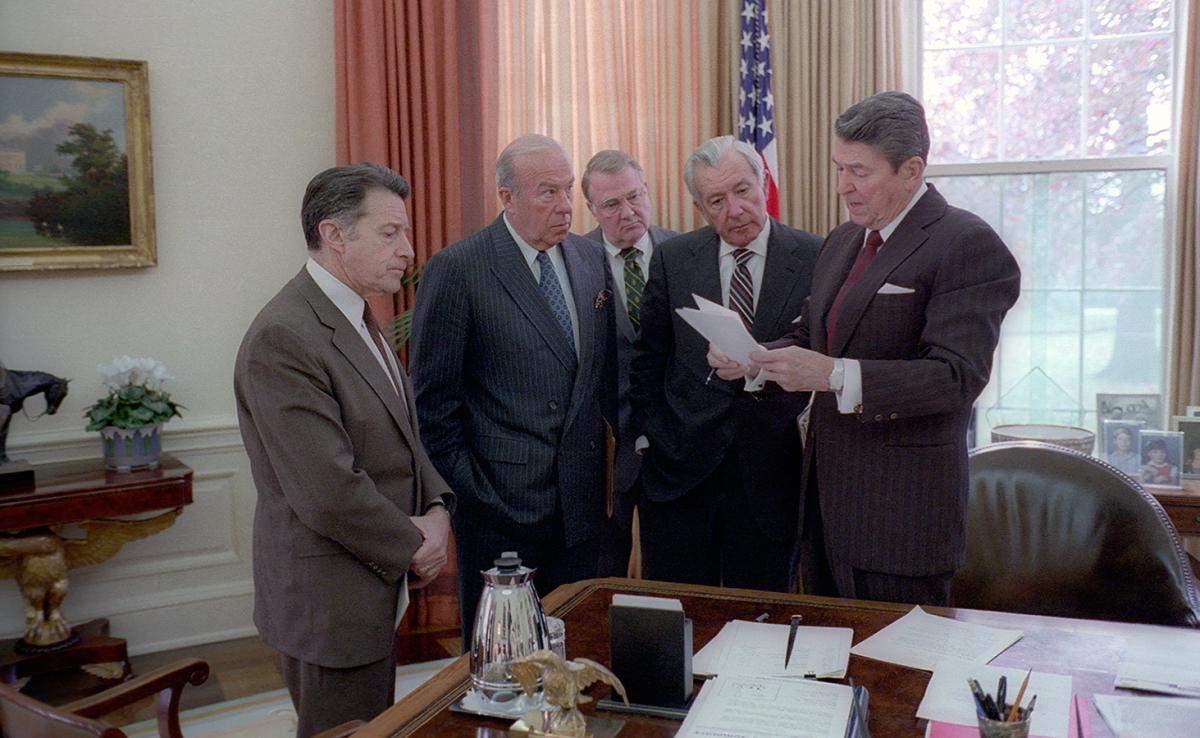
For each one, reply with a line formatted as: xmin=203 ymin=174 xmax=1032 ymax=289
xmin=784 ymin=614 xmax=802 ymax=669
xmin=996 ymin=675 xmax=1006 ymax=717
xmin=705 ymin=368 xmax=716 ymax=385
xmin=754 ymin=611 xmax=769 ymax=622
xmin=1023 ymin=694 xmax=1037 ymax=720
xmin=1007 ymin=668 xmax=1032 ymax=722
xmin=966 ymin=678 xmax=989 ymax=717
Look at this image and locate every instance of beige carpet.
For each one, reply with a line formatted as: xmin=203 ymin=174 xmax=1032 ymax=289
xmin=122 ymin=658 xmax=456 ymax=738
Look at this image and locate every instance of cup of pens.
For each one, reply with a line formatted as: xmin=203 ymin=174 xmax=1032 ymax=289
xmin=969 ymin=672 xmax=1035 ymax=738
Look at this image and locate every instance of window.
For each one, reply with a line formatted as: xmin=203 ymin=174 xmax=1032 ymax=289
xmin=920 ymin=0 xmax=1178 ymax=439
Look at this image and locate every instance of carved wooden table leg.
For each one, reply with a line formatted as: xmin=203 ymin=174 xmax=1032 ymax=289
xmin=1 ymin=618 xmax=130 ymax=686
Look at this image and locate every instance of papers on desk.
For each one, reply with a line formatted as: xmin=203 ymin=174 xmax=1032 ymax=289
xmin=676 ymin=294 xmax=765 ymax=366
xmin=676 ymin=673 xmax=854 ymax=738
xmin=849 ymin=607 xmax=1023 ymax=671
xmin=917 ymin=660 xmax=1074 ymax=738
xmin=1113 ymin=629 xmax=1200 ymax=696
xmin=1093 ymin=693 xmax=1200 ymax=738
xmin=693 ymin=619 xmax=853 ymax=679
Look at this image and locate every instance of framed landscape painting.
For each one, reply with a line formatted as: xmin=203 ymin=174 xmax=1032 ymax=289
xmin=0 ymin=51 xmax=155 ymax=271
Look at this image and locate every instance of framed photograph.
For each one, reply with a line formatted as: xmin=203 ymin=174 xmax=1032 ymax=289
xmin=1186 ymin=406 xmax=1200 ymax=418
xmin=0 ymin=51 xmax=155 ymax=271
xmin=1136 ymin=430 xmax=1184 ymax=488
xmin=1096 ymin=393 xmax=1161 ymax=429
xmin=1171 ymin=416 xmax=1200 ymax=480
xmin=1100 ymin=419 xmax=1145 ymax=477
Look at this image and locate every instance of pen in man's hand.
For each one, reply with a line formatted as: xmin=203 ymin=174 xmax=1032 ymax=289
xmin=705 ymin=368 xmax=716 ymax=385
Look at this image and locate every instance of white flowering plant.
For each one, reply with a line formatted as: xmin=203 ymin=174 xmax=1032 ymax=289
xmin=84 ymin=356 xmax=185 ymax=431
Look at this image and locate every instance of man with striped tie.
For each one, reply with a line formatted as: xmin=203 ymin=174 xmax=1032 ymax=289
xmin=582 ymin=150 xmax=678 ymax=577
xmin=630 ymin=136 xmax=820 ymax=591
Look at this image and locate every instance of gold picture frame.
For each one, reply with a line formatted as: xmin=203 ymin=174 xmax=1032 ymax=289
xmin=0 ymin=51 xmax=155 ymax=271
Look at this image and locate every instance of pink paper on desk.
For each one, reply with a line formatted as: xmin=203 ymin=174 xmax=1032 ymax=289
xmin=925 ymin=695 xmax=1092 ymax=738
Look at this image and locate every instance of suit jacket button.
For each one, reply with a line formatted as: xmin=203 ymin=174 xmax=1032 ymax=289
xmin=590 ymin=441 xmax=597 ymax=449
xmin=549 ymin=401 xmax=559 ymax=410
xmin=874 ymin=414 xmax=883 ymax=422
xmin=889 ymin=412 xmax=898 ymax=420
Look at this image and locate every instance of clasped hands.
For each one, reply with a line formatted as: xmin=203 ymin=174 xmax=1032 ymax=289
xmin=408 ymin=505 xmax=451 ymax=589
xmin=706 ymin=343 xmax=835 ymax=393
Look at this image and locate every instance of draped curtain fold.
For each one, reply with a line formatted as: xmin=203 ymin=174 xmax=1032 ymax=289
xmin=1169 ymin=0 xmax=1200 ymax=413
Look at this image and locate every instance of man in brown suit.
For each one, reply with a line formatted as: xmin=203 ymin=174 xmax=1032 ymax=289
xmin=710 ymin=92 xmax=1020 ymax=606
xmin=235 ymin=163 xmax=454 ymax=737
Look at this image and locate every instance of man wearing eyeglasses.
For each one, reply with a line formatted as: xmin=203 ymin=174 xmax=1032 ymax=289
xmin=582 ymin=150 xmax=678 ymax=577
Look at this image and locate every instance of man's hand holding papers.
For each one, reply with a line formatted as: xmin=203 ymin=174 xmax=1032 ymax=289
xmin=676 ymin=295 xmax=766 ymax=390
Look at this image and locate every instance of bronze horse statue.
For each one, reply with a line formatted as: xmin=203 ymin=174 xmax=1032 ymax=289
xmin=0 ymin=364 xmax=70 ymax=464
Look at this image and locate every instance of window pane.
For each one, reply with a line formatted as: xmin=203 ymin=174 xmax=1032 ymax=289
xmin=1091 ymin=0 xmax=1172 ymax=34
xmin=1006 ymin=0 xmax=1082 ymax=41
xmin=1083 ymin=170 xmax=1165 ymax=288
xmin=1082 ymin=290 xmax=1163 ymax=406
xmin=1087 ymin=38 xmax=1172 ymax=156
xmin=924 ymin=49 xmax=1000 ymax=163
xmin=1003 ymin=44 xmax=1081 ymax=159
xmin=923 ymin=0 xmax=1000 ymax=46
xmin=998 ymin=174 xmax=1084 ymax=289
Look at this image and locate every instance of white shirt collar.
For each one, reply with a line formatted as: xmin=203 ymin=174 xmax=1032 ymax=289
xmin=603 ymin=229 xmax=652 ymax=260
xmin=719 ymin=219 xmax=771 ymax=260
xmin=504 ymin=212 xmax=558 ymax=266
xmin=877 ymin=182 xmax=929 ymax=243
xmin=306 ymin=257 xmax=366 ymax=329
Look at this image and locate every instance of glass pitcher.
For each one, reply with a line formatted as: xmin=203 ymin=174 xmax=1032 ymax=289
xmin=469 ymin=551 xmax=550 ymax=705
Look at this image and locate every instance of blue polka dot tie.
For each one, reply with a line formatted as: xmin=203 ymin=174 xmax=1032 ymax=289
xmin=536 ymin=250 xmax=576 ymax=356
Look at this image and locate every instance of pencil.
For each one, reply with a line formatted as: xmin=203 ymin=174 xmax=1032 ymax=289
xmin=1006 ymin=668 xmax=1032 ymax=722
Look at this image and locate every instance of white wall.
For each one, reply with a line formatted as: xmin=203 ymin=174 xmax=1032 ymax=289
xmin=0 ymin=0 xmax=335 ymax=654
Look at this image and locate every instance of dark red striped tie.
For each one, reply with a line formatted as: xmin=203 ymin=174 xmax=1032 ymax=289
xmin=729 ymin=248 xmax=755 ymax=332
xmin=826 ymin=230 xmax=883 ymax=347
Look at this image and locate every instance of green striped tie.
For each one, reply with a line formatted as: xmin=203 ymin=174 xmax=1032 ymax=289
xmin=622 ymin=247 xmax=646 ymax=330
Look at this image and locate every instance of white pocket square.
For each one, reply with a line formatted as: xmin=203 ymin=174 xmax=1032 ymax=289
xmin=877 ymin=282 xmax=915 ymax=294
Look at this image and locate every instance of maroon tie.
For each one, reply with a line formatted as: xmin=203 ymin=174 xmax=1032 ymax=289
xmin=728 ymin=248 xmax=755 ymax=332
xmin=363 ymin=304 xmax=407 ymax=409
xmin=826 ymin=230 xmax=883 ymax=347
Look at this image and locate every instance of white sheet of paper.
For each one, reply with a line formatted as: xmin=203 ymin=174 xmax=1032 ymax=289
xmin=1094 ymin=693 xmax=1200 ymax=738
xmin=916 ymin=660 xmax=1073 ymax=738
xmin=849 ymin=606 xmax=1023 ymax=671
xmin=676 ymin=294 xmax=765 ymax=365
xmin=693 ymin=619 xmax=852 ymax=679
xmin=1114 ymin=629 xmax=1200 ymax=696
xmin=676 ymin=673 xmax=853 ymax=738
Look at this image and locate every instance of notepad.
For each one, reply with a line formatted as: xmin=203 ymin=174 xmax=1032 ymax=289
xmin=693 ymin=619 xmax=852 ymax=679
xmin=1113 ymin=629 xmax=1200 ymax=696
xmin=676 ymin=673 xmax=854 ymax=738
xmin=849 ymin=606 xmax=1023 ymax=671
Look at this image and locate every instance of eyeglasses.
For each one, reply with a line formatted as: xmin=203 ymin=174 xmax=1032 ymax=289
xmin=595 ymin=189 xmax=647 ymax=217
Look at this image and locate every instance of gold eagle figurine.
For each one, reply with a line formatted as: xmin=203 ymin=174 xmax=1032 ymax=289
xmin=510 ymin=649 xmax=629 ymax=738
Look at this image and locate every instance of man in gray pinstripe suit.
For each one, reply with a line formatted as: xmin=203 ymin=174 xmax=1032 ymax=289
xmin=712 ymin=92 xmax=1020 ymax=606
xmin=410 ymin=135 xmax=616 ymax=643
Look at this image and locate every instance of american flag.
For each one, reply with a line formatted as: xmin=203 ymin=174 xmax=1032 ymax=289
xmin=738 ymin=0 xmax=779 ymax=218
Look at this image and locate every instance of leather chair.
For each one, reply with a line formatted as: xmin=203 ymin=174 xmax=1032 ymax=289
xmin=951 ymin=441 xmax=1200 ymax=627
xmin=0 ymin=658 xmax=207 ymax=738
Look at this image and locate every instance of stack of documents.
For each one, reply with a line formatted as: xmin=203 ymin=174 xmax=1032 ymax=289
xmin=676 ymin=294 xmax=765 ymax=366
xmin=676 ymin=673 xmax=855 ymax=738
xmin=916 ymin=660 xmax=1074 ymax=738
xmin=1094 ymin=693 xmax=1200 ymax=738
xmin=693 ymin=619 xmax=853 ymax=679
xmin=1113 ymin=629 xmax=1200 ymax=696
xmin=849 ymin=607 xmax=1023 ymax=671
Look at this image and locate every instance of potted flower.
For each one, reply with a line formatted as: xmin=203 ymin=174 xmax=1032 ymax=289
xmin=84 ymin=356 xmax=184 ymax=471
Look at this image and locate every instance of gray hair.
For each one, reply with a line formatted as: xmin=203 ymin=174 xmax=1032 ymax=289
xmin=582 ymin=150 xmax=645 ymax=201
xmin=835 ymin=91 xmax=930 ymax=171
xmin=301 ymin=163 xmax=410 ymax=250
xmin=683 ymin=136 xmax=763 ymax=202
xmin=496 ymin=134 xmax=568 ymax=192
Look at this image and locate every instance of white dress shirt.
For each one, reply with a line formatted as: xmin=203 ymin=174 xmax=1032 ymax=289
xmin=834 ymin=182 xmax=928 ymax=414
xmin=718 ymin=221 xmax=771 ymax=308
xmin=603 ymin=230 xmax=653 ymax=310
xmin=504 ymin=215 xmax=581 ymax=355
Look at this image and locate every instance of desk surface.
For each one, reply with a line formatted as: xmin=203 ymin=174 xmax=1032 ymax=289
xmin=359 ymin=577 xmax=1200 ymax=738
xmin=0 ymin=455 xmax=192 ymax=531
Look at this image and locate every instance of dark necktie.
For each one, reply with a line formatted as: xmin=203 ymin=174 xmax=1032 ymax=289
xmin=826 ymin=229 xmax=883 ymax=347
xmin=622 ymin=247 xmax=645 ymax=330
xmin=728 ymin=248 xmax=755 ymax=332
xmin=362 ymin=304 xmax=407 ymax=409
xmin=536 ymin=250 xmax=576 ymax=355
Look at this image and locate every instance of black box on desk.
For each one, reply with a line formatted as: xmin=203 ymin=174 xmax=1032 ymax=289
xmin=608 ymin=594 xmax=693 ymax=707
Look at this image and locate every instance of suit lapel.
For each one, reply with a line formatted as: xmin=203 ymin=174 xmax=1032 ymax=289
xmin=295 ymin=270 xmax=417 ymax=448
xmin=690 ymin=230 xmax=724 ymax=305
xmin=827 ymin=186 xmax=947 ymax=356
xmin=753 ymin=221 xmax=807 ymax=339
xmin=487 ymin=217 xmax=578 ymax=372
xmin=562 ymin=237 xmax=601 ymax=429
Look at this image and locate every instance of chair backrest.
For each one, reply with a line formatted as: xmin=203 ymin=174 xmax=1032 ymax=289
xmin=951 ymin=441 xmax=1200 ymax=627
xmin=0 ymin=682 xmax=125 ymax=738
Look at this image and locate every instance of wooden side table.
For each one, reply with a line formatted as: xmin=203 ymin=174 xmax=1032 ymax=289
xmin=0 ymin=455 xmax=193 ymax=686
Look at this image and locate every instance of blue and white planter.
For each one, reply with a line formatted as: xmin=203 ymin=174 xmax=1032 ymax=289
xmin=99 ymin=423 xmax=162 ymax=471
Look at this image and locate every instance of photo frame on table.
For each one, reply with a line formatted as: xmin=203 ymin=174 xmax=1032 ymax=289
xmin=1136 ymin=429 xmax=1184 ymax=488
xmin=0 ymin=51 xmax=155 ymax=272
xmin=1171 ymin=416 xmax=1200 ymax=480
xmin=1096 ymin=393 xmax=1161 ymax=429
xmin=1100 ymin=419 xmax=1145 ymax=478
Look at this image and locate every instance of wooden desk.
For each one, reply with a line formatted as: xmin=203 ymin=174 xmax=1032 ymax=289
xmin=1 ymin=455 xmax=192 ymax=685
xmin=1153 ymin=480 xmax=1200 ymax=539
xmin=357 ymin=577 xmax=1200 ymax=738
